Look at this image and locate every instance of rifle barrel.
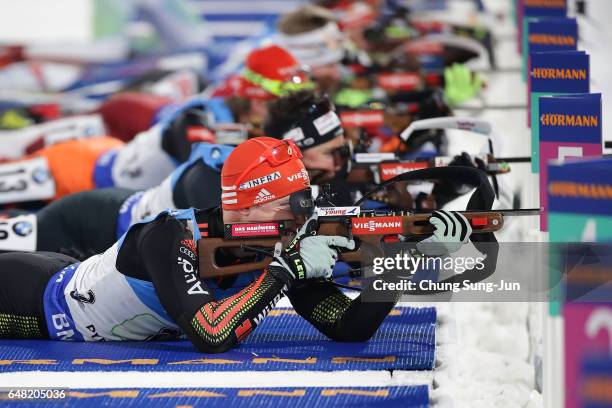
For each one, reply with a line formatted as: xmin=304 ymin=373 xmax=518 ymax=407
xmin=412 ymin=208 xmax=540 ymax=216
xmin=469 ymin=208 xmax=540 ymax=216
xmin=496 ymin=156 xmax=531 ymax=163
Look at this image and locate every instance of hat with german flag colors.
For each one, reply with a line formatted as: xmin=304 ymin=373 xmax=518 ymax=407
xmin=221 ymin=137 xmax=310 ymax=209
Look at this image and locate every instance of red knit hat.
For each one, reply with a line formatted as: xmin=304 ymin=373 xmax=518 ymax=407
xmin=221 ymin=137 xmax=310 ymax=210
xmin=247 ymin=45 xmax=299 ymax=80
xmin=239 ymin=45 xmax=313 ymax=100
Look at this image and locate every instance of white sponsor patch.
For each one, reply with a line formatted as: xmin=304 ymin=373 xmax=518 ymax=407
xmin=239 ymin=171 xmax=280 ymax=190
xmin=283 ymin=127 xmax=305 ymax=142
xmin=354 ymin=153 xmax=397 ymax=164
xmin=434 ymin=156 xmax=454 ymax=167
xmin=0 ymin=157 xmax=56 ymax=204
xmin=313 ymin=111 xmax=341 ymax=136
xmin=286 ymin=169 xmax=308 ymax=182
xmin=316 ymin=206 xmax=361 ymax=217
xmin=0 ymin=214 xmax=37 ymax=251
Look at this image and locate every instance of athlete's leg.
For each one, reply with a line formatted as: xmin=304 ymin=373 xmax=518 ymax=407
xmin=0 ymin=252 xmax=77 ymax=339
xmin=36 ymin=188 xmax=136 ymax=257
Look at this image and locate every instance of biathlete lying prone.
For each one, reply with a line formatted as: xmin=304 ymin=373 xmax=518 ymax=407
xmin=0 ymin=137 xmax=471 ymax=352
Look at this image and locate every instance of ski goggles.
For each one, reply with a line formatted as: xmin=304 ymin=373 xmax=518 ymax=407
xmin=241 ymin=67 xmax=315 ymax=97
xmin=233 ymin=139 xmax=303 ymax=189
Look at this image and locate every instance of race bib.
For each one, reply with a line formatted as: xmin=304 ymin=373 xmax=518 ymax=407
xmin=0 ymin=214 xmax=37 ymax=251
xmin=0 ymin=157 xmax=56 ymax=204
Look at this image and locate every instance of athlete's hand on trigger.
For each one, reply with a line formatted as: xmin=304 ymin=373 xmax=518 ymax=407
xmin=416 ymin=210 xmax=472 ymax=256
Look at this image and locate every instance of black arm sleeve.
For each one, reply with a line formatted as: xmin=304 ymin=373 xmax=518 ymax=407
xmin=172 ymin=161 xmax=222 ymax=210
xmin=129 ymin=214 xmax=293 ymax=353
xmin=287 ymin=276 xmax=403 ymax=342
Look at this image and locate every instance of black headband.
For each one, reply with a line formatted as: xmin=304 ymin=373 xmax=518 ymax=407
xmin=273 ymin=99 xmax=344 ymax=150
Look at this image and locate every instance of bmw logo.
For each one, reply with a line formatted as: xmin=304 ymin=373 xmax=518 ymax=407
xmin=13 ymin=221 xmax=33 ymax=237
xmin=31 ymin=168 xmax=50 ymax=184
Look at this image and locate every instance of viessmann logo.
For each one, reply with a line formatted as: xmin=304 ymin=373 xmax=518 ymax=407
xmin=351 ymin=216 xmax=403 ymax=234
xmin=339 ymin=111 xmax=384 ymax=128
xmin=380 ymin=162 xmax=428 ymax=181
xmin=378 ymin=73 xmax=420 ymax=91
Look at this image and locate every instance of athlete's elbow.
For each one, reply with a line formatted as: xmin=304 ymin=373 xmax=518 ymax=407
xmin=193 ymin=337 xmax=237 ymax=354
xmin=327 ymin=325 xmax=378 ymax=343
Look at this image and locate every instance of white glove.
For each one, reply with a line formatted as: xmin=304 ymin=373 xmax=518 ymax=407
xmin=298 ymin=235 xmax=355 ymax=279
xmin=416 ymin=210 xmax=472 ymax=256
xmin=269 ymin=214 xmax=355 ymax=281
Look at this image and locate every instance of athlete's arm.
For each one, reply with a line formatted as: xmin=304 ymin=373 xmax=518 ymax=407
xmin=287 ymin=278 xmax=402 ymax=342
xmin=123 ymin=214 xmax=293 ymax=353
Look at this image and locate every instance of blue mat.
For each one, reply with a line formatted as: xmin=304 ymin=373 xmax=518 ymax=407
xmin=0 ymin=386 xmax=429 ymax=408
xmin=0 ymin=307 xmax=436 ymax=372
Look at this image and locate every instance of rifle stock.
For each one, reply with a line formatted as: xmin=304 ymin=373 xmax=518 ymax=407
xmin=198 ymin=211 xmax=504 ymax=279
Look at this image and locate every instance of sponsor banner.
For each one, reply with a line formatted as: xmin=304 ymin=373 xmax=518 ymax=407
xmin=339 ymin=110 xmax=384 ymax=128
xmin=538 ymin=94 xmax=602 ymax=229
xmin=547 ymin=158 xmax=612 ymax=217
xmin=529 ymin=51 xmax=590 ymax=171
xmin=283 ymin=127 xmax=305 ymax=142
xmin=529 ymin=50 xmax=589 ymax=95
xmin=0 ymin=156 xmax=56 ymax=204
xmin=548 ymin=158 xmax=612 ymax=407
xmin=317 ymin=207 xmax=360 ymax=217
xmin=540 ymin=94 xmax=602 ymax=144
xmin=239 ymin=172 xmax=281 ymax=190
xmin=548 ymin=157 xmax=612 ymax=317
xmin=518 ymin=0 xmax=567 ymax=55
xmin=523 ymin=17 xmax=577 ymax=81
xmin=313 ymin=111 xmax=342 ymax=136
xmin=564 ymin=304 xmax=612 ymax=408
xmin=354 ymin=153 xmax=396 ymax=164
xmin=379 ymin=162 xmax=429 ymax=181
xmin=229 ymin=223 xmax=281 ymax=238
xmin=540 ymin=142 xmax=601 ymax=230
xmin=351 ymin=216 xmax=403 ymax=234
xmin=523 ymin=0 xmax=567 ymax=16
xmin=580 ymin=357 xmax=612 ymax=408
xmin=0 ymin=214 xmax=37 ymax=251
xmin=215 ymin=123 xmax=249 ymax=145
xmin=433 ymin=156 xmax=453 ymax=167
xmin=377 ymin=72 xmax=421 ymax=91
xmin=186 ymin=126 xmax=216 ymax=143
